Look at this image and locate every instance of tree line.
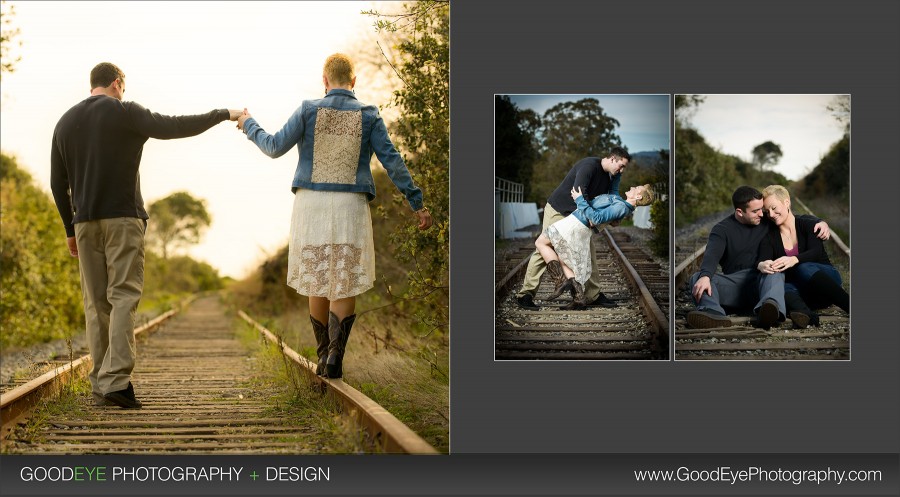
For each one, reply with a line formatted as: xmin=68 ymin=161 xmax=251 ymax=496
xmin=674 ymin=95 xmax=849 ymax=227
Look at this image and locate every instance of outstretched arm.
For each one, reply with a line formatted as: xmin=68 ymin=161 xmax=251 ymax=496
xmin=239 ymin=105 xmax=305 ymax=158
xmin=125 ymin=102 xmax=235 ymax=140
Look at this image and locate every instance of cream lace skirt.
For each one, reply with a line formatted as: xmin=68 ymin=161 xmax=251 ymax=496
xmin=287 ymin=189 xmax=376 ymax=300
xmin=544 ymin=215 xmax=592 ymax=285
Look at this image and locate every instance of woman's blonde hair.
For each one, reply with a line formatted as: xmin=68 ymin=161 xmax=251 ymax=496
xmin=635 ymin=184 xmax=655 ymax=207
xmin=323 ymin=53 xmax=355 ymax=87
xmin=762 ymin=184 xmax=792 ymax=204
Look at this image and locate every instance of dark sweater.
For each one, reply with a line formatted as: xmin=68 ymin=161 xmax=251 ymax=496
xmin=756 ymin=215 xmax=832 ymax=266
xmin=699 ymin=214 xmax=820 ymax=278
xmin=50 ymin=95 xmax=229 ymax=236
xmin=546 ymin=157 xmax=618 ymax=215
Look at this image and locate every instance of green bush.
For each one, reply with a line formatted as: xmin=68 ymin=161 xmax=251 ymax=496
xmin=1 ymin=153 xmax=84 ymax=348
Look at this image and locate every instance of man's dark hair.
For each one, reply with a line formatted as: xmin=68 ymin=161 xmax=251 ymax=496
xmin=90 ymin=62 xmax=125 ymax=89
xmin=732 ymin=185 xmax=763 ymax=210
xmin=606 ymin=146 xmax=632 ymax=162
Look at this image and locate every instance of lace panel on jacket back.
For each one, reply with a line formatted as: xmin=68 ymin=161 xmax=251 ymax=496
xmin=311 ymin=107 xmax=362 ymax=184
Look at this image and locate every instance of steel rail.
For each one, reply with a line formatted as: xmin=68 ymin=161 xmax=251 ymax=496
xmin=495 ymin=250 xmax=532 ymax=298
xmin=602 ymin=228 xmax=669 ymax=355
xmin=237 ymin=310 xmax=439 ymax=455
xmin=794 ymin=196 xmax=850 ymax=257
xmin=675 ymin=245 xmax=706 ymax=290
xmin=1 ymin=309 xmax=178 ymax=445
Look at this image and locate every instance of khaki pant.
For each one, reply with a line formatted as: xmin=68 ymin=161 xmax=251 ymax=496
xmin=516 ymin=203 xmax=603 ymax=301
xmin=75 ymin=218 xmax=145 ymax=395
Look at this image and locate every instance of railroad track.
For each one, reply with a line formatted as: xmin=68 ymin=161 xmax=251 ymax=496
xmin=673 ymin=213 xmax=850 ymax=360
xmin=495 ymin=227 xmax=668 ymax=360
xmin=1 ymin=296 xmax=437 ymax=454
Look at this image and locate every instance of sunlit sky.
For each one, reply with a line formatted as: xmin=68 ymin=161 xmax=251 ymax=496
xmin=686 ymin=94 xmax=847 ymax=181
xmin=507 ymin=94 xmax=670 ymax=153
xmin=0 ymin=1 xmax=404 ymax=278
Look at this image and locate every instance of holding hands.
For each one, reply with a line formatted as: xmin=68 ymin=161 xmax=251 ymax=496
xmin=757 ymin=256 xmax=799 ymax=274
xmin=237 ymin=108 xmax=252 ymax=131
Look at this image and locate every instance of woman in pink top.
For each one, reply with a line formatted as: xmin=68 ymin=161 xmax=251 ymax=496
xmin=756 ymin=185 xmax=849 ymax=328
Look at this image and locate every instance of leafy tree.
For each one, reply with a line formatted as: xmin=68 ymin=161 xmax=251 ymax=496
xmin=146 ymin=191 xmax=211 ymax=260
xmin=530 ymin=98 xmax=623 ymax=203
xmin=674 ymin=127 xmax=739 ymax=225
xmin=495 ymin=95 xmax=539 ymax=199
xmin=0 ymin=0 xmax=21 ymax=79
xmin=647 ymin=150 xmax=669 ymax=258
xmin=1 ymin=153 xmax=84 ymax=348
xmin=675 ymin=94 xmax=705 ymax=127
xmin=751 ymin=140 xmax=783 ymax=172
xmin=797 ymin=134 xmax=849 ymax=202
xmin=827 ymin=95 xmax=850 ymax=135
xmin=366 ymin=1 xmax=449 ymax=331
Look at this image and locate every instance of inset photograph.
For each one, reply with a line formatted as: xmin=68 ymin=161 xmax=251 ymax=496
xmin=674 ymin=94 xmax=850 ymax=360
xmin=494 ymin=94 xmax=670 ymax=360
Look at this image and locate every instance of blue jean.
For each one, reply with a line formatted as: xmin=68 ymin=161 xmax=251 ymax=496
xmin=785 ymin=262 xmax=842 ymax=309
xmin=689 ymin=269 xmax=786 ymax=318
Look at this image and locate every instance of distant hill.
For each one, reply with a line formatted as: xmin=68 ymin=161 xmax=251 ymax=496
xmin=626 ymin=150 xmax=669 ymax=182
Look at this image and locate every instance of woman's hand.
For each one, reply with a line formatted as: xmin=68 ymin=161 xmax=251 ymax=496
xmin=757 ymin=260 xmax=776 ymax=274
xmin=813 ymin=221 xmax=830 ymax=240
xmin=416 ymin=208 xmax=433 ymax=230
xmin=570 ymin=186 xmax=583 ymax=201
xmin=237 ymin=108 xmax=251 ymax=131
xmin=771 ymin=256 xmax=799 ymax=272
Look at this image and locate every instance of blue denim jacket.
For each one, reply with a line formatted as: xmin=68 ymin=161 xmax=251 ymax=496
xmin=241 ymin=89 xmax=423 ymax=211
xmin=572 ymin=193 xmax=634 ymax=228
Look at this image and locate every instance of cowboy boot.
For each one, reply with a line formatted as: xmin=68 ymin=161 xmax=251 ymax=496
xmin=310 ymin=315 xmax=329 ymax=375
xmin=545 ymin=260 xmax=573 ymax=300
xmin=563 ymin=281 xmax=587 ymax=310
xmin=325 ymin=312 xmax=356 ymax=379
xmin=784 ymin=290 xmax=819 ymax=329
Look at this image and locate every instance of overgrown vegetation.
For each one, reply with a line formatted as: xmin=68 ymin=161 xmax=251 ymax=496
xmin=8 ymin=375 xmax=91 ymax=449
xmin=0 ymin=153 xmax=224 ymax=349
xmin=368 ymin=0 xmax=449 ymax=330
xmin=1 ymin=154 xmax=83 ymax=348
xmin=236 ymin=319 xmax=375 ymax=453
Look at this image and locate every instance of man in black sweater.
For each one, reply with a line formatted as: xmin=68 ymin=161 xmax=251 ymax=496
xmin=516 ymin=148 xmax=629 ymax=310
xmin=687 ymin=186 xmax=829 ymax=329
xmin=50 ymin=62 xmax=241 ymax=408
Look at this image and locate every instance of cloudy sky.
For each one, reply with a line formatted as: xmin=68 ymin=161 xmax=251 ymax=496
xmin=506 ymin=94 xmax=670 ymax=153
xmin=686 ymin=94 xmax=847 ymax=181
xmin=0 ymin=1 xmax=401 ymax=278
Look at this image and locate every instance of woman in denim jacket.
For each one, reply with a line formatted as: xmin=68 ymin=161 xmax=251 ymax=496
xmin=238 ymin=54 xmax=433 ymax=378
xmin=535 ymin=184 xmax=654 ymax=309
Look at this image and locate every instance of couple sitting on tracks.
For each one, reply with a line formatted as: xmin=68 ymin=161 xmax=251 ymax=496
xmin=51 ymin=55 xmax=433 ymax=409
xmin=516 ymin=149 xmax=655 ymax=311
xmin=686 ymin=185 xmax=850 ymax=330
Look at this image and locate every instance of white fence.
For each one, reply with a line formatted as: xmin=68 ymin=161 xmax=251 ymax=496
xmin=495 ymin=177 xmax=538 ymax=238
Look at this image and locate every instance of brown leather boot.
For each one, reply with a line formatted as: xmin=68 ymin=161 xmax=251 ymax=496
xmin=325 ymin=312 xmax=356 ymax=379
xmin=310 ymin=315 xmax=329 ymax=375
xmin=545 ymin=260 xmax=573 ymax=300
xmin=563 ymin=280 xmax=587 ymax=310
